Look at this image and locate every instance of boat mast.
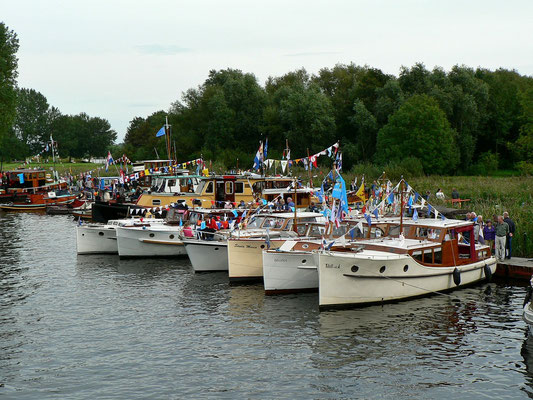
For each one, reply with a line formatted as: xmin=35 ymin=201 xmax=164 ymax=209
xmin=165 ymin=116 xmax=171 ymax=162
xmin=306 ymin=148 xmax=312 ymax=188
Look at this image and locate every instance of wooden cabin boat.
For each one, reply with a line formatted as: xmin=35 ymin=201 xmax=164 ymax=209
xmin=136 ymin=174 xmax=315 ymax=210
xmin=318 ymin=218 xmax=496 ymax=308
xmin=0 ymin=169 xmax=67 ymax=202
xmin=0 ymin=191 xmax=77 ymax=212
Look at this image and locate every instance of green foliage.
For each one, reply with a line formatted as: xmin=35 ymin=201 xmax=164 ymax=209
xmin=469 ymin=151 xmax=499 ymax=175
xmin=0 ymin=22 xmax=19 ymax=163
xmin=376 ymin=94 xmax=459 ymax=174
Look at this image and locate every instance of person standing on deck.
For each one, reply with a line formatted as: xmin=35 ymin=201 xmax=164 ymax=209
xmin=483 ymin=219 xmax=496 ymax=252
xmin=503 ymin=211 xmax=516 ymax=259
xmin=495 ymin=216 xmax=509 ymax=262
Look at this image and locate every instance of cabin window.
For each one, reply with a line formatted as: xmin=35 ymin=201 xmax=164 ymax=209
xmin=235 ymin=182 xmax=244 ymax=193
xmin=152 ymin=199 xmax=161 ymax=206
xmin=308 ymin=225 xmax=326 ymax=237
xmin=205 ymin=182 xmax=214 ymax=194
xmin=168 ymin=180 xmax=176 ymax=188
xmin=331 ymin=225 xmax=348 ymax=237
xmin=433 ymin=248 xmax=442 ymax=264
xmin=295 ymin=224 xmax=307 ymax=236
xmin=225 ymin=182 xmax=234 ymax=194
xmin=412 ymin=250 xmax=423 ymax=262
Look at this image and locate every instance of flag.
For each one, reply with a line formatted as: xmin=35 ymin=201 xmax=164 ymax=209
xmin=364 ymin=213 xmax=372 ymax=227
xmin=105 ymin=151 xmax=114 ymax=172
xmin=357 ymin=220 xmax=364 ymax=233
xmin=387 ymin=191 xmax=394 ymax=205
xmin=263 ymin=138 xmax=268 ymax=160
xmin=350 ymin=227 xmax=355 ymax=240
xmin=427 ymin=204 xmax=432 ymax=217
xmin=372 ymin=208 xmax=379 ymax=220
xmin=17 ymin=173 xmax=24 ymax=184
xmin=413 ymin=208 xmax=418 ymax=221
xmin=355 ymin=182 xmax=366 ymax=201
xmin=253 ymin=142 xmax=264 ymax=170
xmin=156 ymin=126 xmax=166 ymax=137
xmin=441 ymin=212 xmax=446 ymax=220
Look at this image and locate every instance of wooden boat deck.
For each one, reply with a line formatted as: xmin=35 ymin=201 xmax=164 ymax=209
xmin=494 ymin=257 xmax=533 ymax=281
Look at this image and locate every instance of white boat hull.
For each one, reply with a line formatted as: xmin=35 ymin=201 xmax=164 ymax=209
xmin=116 ymin=226 xmax=186 ymax=258
xmin=262 ymin=250 xmax=318 ymax=294
xmin=182 ymin=240 xmax=228 ymax=272
xmin=318 ymin=251 xmax=497 ymax=307
xmin=227 ymin=238 xmax=285 ymax=283
xmin=76 ymin=225 xmax=118 ymax=254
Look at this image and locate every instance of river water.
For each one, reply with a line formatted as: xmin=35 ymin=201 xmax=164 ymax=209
xmin=0 ymin=212 xmax=532 ymax=399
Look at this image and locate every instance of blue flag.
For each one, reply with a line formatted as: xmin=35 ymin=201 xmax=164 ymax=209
xmin=387 ymin=192 xmax=394 ymax=204
xmin=232 ymin=209 xmax=238 ymax=218
xmin=413 ymin=208 xmax=418 ymax=221
xmin=263 ymin=138 xmax=268 ymax=160
xmin=364 ymin=213 xmax=372 ymax=227
xmin=350 ymin=227 xmax=355 ymax=240
xmin=17 ymin=173 xmax=24 ymax=184
xmin=156 ymin=126 xmax=166 ymax=137
xmin=372 ymin=208 xmax=379 ymax=220
xmin=427 ymin=204 xmax=432 ymax=217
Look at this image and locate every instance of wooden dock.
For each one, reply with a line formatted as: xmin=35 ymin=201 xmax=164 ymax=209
xmin=494 ymin=257 xmax=533 ymax=281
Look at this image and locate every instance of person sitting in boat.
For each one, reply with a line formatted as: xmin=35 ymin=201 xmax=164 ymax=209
xmin=237 ymin=200 xmax=246 ymax=209
xmin=286 ymin=197 xmax=295 ymax=210
xmin=306 ymin=202 xmax=318 ymax=212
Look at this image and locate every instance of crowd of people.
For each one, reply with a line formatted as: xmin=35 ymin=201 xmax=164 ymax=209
xmin=467 ymin=211 xmax=516 ymax=262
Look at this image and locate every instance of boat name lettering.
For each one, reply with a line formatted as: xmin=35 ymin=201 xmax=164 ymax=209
xmin=325 ymin=263 xmax=341 ymax=269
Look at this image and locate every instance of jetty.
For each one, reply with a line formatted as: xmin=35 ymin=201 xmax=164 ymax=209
xmin=494 ymin=257 xmax=533 ymax=281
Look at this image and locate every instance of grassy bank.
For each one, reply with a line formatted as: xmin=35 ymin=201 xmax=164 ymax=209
xmin=1 ymin=162 xmax=120 ymax=177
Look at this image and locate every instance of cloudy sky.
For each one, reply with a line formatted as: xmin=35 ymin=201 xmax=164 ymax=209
xmin=3 ymin=0 xmax=532 ymax=141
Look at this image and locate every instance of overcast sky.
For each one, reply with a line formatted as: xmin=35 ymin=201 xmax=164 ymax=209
xmin=3 ymin=0 xmax=533 ymax=142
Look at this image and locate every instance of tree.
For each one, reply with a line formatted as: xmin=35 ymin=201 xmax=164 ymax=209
xmin=0 ymin=22 xmax=19 ymax=165
xmin=376 ymin=94 xmax=459 ymax=174
xmin=14 ymin=88 xmax=61 ymax=155
xmin=278 ymin=83 xmax=336 ymax=156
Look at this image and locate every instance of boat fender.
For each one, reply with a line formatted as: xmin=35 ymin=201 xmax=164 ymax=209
xmin=483 ymin=264 xmax=492 ymax=281
xmin=453 ymin=268 xmax=461 ymax=286
xmin=524 ymin=286 xmax=533 ymax=307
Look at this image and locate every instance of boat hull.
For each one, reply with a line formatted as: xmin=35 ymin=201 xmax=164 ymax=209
xmin=116 ymin=226 xmax=186 ymax=258
xmin=227 ymin=238 xmax=284 ymax=283
xmin=318 ymin=251 xmax=497 ymax=308
xmin=182 ymin=240 xmax=228 ymax=272
xmin=262 ymin=249 xmax=318 ymax=294
xmin=76 ymin=225 xmax=118 ymax=254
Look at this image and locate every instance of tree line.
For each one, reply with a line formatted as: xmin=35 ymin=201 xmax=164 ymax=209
xmin=2 ymin=21 xmax=532 ymax=175
xmin=0 ymin=22 xmax=117 ymax=165
xmin=124 ymin=64 xmax=533 ymax=175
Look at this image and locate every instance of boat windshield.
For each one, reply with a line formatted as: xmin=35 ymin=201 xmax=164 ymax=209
xmin=284 ymin=217 xmax=318 ymax=231
xmin=247 ymin=216 xmax=265 ymax=228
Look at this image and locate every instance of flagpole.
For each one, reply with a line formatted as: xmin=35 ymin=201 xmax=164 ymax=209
xmin=165 ymin=116 xmax=171 ymax=161
xmin=306 ymin=148 xmax=312 ymax=188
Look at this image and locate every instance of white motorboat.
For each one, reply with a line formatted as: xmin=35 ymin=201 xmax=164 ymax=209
xmin=262 ymin=218 xmax=399 ymax=294
xmin=318 ymin=218 xmax=497 ymax=308
xmin=115 ymin=224 xmax=185 ymax=258
xmin=263 ymin=240 xmax=320 ymax=294
xmin=76 ymin=218 xmax=164 ymax=254
xmin=227 ymin=212 xmax=324 ymax=283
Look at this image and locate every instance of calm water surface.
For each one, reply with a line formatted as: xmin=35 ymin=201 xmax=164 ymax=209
xmin=1 ymin=213 xmax=532 ymax=399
